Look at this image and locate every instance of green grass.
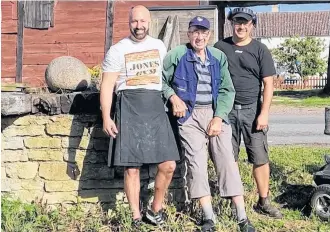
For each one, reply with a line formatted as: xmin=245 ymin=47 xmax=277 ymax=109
xmin=272 ymin=90 xmax=330 ymax=107
xmin=2 ymin=146 xmax=330 ymax=232
xmin=272 ymin=96 xmax=330 ymax=107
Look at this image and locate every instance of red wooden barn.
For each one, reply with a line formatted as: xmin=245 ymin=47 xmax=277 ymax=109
xmin=1 ymin=1 xmax=329 ymax=89
xmin=1 ymin=0 xmax=199 ymax=87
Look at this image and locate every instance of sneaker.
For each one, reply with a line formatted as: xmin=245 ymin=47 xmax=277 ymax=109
xmin=132 ymin=218 xmax=143 ymax=230
xmin=253 ymin=197 xmax=283 ymax=219
xmin=197 ymin=219 xmax=215 ymax=232
xmin=146 ymin=208 xmax=166 ymax=225
xmin=238 ymin=218 xmax=255 ymax=232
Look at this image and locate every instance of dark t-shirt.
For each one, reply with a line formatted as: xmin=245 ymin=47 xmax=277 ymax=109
xmin=214 ymin=37 xmax=276 ymax=105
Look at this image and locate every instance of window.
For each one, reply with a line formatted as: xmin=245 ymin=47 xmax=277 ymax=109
xmin=24 ymin=0 xmax=54 ymax=29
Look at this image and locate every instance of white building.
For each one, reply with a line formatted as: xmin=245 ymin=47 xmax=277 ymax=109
xmin=224 ymin=11 xmax=330 ymax=59
xmin=224 ymin=10 xmax=330 ymax=88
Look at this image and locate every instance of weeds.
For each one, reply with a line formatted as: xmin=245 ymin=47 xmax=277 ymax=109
xmin=2 ymin=146 xmax=330 ymax=231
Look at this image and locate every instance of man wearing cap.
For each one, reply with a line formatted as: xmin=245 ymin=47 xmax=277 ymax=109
xmin=214 ymin=7 xmax=282 ymax=219
xmin=163 ymin=16 xmax=255 ymax=232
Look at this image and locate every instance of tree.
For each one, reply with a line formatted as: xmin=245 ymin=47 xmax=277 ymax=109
xmin=271 ymin=37 xmax=327 ymax=77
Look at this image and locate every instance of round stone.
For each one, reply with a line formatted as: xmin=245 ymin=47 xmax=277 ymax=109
xmin=45 ymin=56 xmax=91 ymax=92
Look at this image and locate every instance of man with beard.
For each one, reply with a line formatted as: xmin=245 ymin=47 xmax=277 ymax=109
xmin=214 ymin=7 xmax=282 ymax=219
xmin=101 ymin=5 xmax=180 ymax=227
xmin=163 ymin=16 xmax=255 ymax=232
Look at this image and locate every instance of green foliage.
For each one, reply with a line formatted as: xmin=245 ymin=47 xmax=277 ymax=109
xmin=272 ymin=90 xmax=330 ymax=107
xmin=88 ymin=65 xmax=102 ymax=91
xmin=1 ymin=196 xmax=62 ymax=232
xmin=88 ymin=65 xmax=102 ymax=80
xmin=2 ymin=146 xmax=330 ymax=231
xmin=271 ymin=37 xmax=327 ymax=76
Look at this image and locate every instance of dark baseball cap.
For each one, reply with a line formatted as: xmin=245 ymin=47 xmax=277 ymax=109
xmin=188 ymin=16 xmax=210 ymax=29
xmin=232 ymin=12 xmax=253 ymax=21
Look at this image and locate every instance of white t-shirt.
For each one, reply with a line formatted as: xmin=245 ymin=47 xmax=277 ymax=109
xmin=102 ymin=36 xmax=167 ymax=93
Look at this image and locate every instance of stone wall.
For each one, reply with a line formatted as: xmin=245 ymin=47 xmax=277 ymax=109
xmin=1 ymin=114 xmax=186 ymax=205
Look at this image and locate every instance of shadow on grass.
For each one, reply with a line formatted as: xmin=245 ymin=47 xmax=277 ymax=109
xmin=270 ymin=162 xmax=315 ymax=216
xmin=273 ymin=89 xmax=329 ymax=99
xmin=274 ymin=182 xmax=314 ymax=215
xmin=305 ymin=163 xmax=323 ymax=175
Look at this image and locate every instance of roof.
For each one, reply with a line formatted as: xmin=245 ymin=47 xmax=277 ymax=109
xmin=224 ymin=11 xmax=330 ymax=38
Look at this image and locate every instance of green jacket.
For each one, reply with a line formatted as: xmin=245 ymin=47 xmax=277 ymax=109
xmin=162 ymin=44 xmax=235 ymax=122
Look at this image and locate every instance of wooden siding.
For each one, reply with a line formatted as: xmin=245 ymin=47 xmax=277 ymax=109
xmin=24 ymin=0 xmax=53 ymax=29
xmin=2 ymin=0 xmax=199 ymax=87
xmin=112 ymin=1 xmax=199 ymax=44
xmin=1 ymin=2 xmax=18 ymax=83
xmin=149 ymin=7 xmax=219 ymax=46
xmin=22 ymin=1 xmax=107 ymax=87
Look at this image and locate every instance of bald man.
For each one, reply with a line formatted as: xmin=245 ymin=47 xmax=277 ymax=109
xmin=101 ymin=5 xmax=180 ymax=227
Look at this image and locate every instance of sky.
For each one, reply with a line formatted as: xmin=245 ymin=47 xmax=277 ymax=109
xmin=236 ymin=3 xmax=330 ymax=12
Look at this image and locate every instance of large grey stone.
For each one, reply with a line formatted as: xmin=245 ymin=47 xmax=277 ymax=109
xmin=1 ymin=93 xmax=32 ymax=116
xmin=45 ymin=56 xmax=91 ymax=92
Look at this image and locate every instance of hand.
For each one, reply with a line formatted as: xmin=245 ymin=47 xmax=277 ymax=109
xmin=170 ymin=95 xmax=187 ymax=118
xmin=103 ymin=118 xmax=118 ymax=138
xmin=256 ymin=112 xmax=269 ymax=131
xmin=207 ymin=117 xmax=222 ymax=136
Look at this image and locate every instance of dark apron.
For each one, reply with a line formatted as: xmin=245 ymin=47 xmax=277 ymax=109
xmin=108 ymin=89 xmax=180 ymax=167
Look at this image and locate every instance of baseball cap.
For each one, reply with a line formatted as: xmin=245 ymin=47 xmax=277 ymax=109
xmin=232 ymin=12 xmax=253 ymax=21
xmin=188 ymin=16 xmax=210 ymax=29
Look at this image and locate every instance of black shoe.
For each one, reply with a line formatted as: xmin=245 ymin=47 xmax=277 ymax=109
xmin=253 ymin=197 xmax=283 ymax=219
xmin=238 ymin=218 xmax=255 ymax=232
xmin=197 ymin=219 xmax=215 ymax=232
xmin=132 ymin=218 xmax=143 ymax=230
xmin=146 ymin=208 xmax=166 ymax=225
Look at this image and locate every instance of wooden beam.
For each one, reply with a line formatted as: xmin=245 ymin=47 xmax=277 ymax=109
xmin=217 ymin=1 xmax=330 ymax=7
xmin=104 ymin=0 xmax=114 ymax=54
xmin=162 ymin=16 xmax=180 ymax=51
xmin=16 ymin=1 xmax=24 ymax=83
xmin=324 ymin=43 xmax=330 ymax=94
xmin=200 ymin=0 xmax=209 ymax=5
xmin=217 ymin=6 xmax=225 ymax=40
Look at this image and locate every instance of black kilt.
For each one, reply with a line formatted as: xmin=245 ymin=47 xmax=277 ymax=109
xmin=107 ymin=89 xmax=180 ymax=167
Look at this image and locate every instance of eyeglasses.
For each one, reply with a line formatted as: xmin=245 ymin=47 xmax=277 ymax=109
xmin=188 ymin=30 xmax=210 ymax=38
xmin=232 ymin=20 xmax=252 ymax=26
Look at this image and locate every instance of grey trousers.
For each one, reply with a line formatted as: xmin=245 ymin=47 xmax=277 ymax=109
xmin=179 ymin=106 xmax=244 ymax=199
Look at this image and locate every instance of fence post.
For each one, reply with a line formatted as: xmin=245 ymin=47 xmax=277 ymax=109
xmin=325 ymin=107 xmax=330 ymax=135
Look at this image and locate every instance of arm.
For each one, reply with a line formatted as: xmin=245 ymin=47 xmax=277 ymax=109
xmin=214 ymin=54 xmax=235 ymax=121
xmin=256 ymin=76 xmax=274 ymax=130
xmin=100 ymin=72 xmax=120 ymax=138
xmin=256 ymin=44 xmax=276 ymax=130
xmin=261 ymin=76 xmax=274 ymax=115
xmin=100 ymin=46 xmax=121 ymax=137
xmin=162 ymin=51 xmax=187 ymax=118
xmin=207 ymin=52 xmax=235 ymax=136
xmin=162 ymin=53 xmax=176 ymax=101
xmin=100 ymin=72 xmax=119 ymax=122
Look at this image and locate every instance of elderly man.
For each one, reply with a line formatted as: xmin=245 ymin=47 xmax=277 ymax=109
xmin=100 ymin=5 xmax=179 ymax=227
xmin=162 ymin=16 xmax=255 ymax=232
xmin=214 ymin=7 xmax=282 ymax=219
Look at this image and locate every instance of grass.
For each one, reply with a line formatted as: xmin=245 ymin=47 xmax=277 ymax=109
xmin=272 ymin=96 xmax=330 ymax=107
xmin=272 ymin=90 xmax=330 ymax=107
xmin=2 ymin=146 xmax=330 ymax=232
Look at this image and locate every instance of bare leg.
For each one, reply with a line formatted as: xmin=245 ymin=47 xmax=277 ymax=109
xmin=232 ymin=195 xmax=247 ymax=221
xmin=253 ymin=163 xmax=270 ymax=198
xmin=152 ymin=161 xmax=176 ymax=212
xmin=124 ymin=167 xmax=141 ymax=219
xmin=200 ymin=195 xmax=216 ymax=222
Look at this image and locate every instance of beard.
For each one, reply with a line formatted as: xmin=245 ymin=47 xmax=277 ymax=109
xmin=130 ymin=27 xmax=149 ymax=40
